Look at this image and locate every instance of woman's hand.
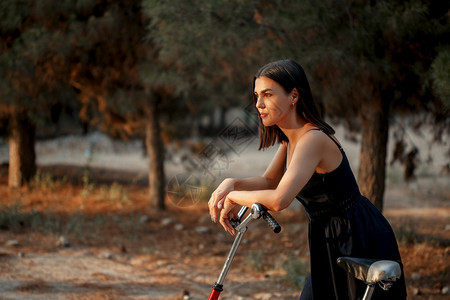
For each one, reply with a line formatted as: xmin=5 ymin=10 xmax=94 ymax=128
xmin=219 ymin=195 xmax=238 ymax=235
xmin=208 ymin=178 xmax=235 ymax=223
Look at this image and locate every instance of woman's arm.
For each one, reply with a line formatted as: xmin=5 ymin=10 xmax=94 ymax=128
xmin=220 ymin=131 xmax=324 ymax=234
xmin=208 ymin=143 xmax=287 ymax=222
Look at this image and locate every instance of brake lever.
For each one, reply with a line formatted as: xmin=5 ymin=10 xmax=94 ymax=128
xmin=230 ymin=206 xmax=249 ymax=228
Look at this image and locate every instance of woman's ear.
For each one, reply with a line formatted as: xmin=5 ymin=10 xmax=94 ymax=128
xmin=291 ymin=88 xmax=299 ymax=99
xmin=291 ymin=88 xmax=299 ymax=104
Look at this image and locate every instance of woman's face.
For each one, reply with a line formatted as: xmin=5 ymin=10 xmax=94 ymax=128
xmin=254 ymin=76 xmax=294 ymax=127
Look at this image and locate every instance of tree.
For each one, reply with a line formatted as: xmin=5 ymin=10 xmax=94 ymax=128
xmin=142 ymin=0 xmax=268 ymax=206
xmin=0 ymin=0 xmax=168 ymax=210
xmin=65 ymin=1 xmax=169 ymax=210
xmin=0 ymin=0 xmax=77 ymax=187
xmin=261 ymin=0 xmax=449 ymax=210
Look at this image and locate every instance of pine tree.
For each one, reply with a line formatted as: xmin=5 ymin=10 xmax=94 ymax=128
xmin=0 ymin=0 xmax=76 ymax=187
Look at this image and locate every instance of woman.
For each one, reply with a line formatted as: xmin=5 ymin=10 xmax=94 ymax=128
xmin=208 ymin=60 xmax=407 ymax=299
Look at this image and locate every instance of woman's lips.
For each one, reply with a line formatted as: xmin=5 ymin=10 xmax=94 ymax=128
xmin=260 ymin=113 xmax=268 ymax=118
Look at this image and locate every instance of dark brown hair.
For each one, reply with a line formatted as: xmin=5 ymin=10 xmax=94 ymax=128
xmin=252 ymin=59 xmax=335 ymax=150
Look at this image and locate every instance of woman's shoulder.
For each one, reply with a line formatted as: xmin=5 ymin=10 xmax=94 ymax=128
xmin=300 ymin=127 xmax=328 ymax=143
xmin=293 ymin=128 xmax=329 ymax=154
xmin=299 ymin=129 xmax=343 ymax=159
xmin=304 ymin=128 xmax=341 ymax=146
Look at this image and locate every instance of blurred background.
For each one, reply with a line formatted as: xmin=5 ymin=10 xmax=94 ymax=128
xmin=0 ymin=1 xmax=449 ymax=299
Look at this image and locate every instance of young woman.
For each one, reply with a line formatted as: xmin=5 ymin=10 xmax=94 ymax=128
xmin=208 ymin=60 xmax=407 ymax=299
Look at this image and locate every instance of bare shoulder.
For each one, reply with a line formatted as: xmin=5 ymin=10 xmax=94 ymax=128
xmin=304 ymin=129 xmax=341 ymax=147
xmin=300 ymin=128 xmax=329 ymax=146
xmin=291 ymin=129 xmax=327 ymax=157
xmin=302 ymin=129 xmax=343 ymax=172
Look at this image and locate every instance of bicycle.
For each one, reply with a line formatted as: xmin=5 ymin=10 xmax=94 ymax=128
xmin=207 ymin=203 xmax=402 ymax=300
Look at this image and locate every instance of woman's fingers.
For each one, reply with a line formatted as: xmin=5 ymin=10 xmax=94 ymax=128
xmin=208 ymin=193 xmax=225 ymax=223
xmin=208 ymin=193 xmax=217 ymax=220
xmin=208 ymin=179 xmax=235 ymax=223
xmin=219 ymin=212 xmax=236 ymax=235
xmin=219 ymin=198 xmax=237 ymax=235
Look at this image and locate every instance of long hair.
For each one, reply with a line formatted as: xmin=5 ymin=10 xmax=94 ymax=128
xmin=252 ymin=59 xmax=335 ymax=150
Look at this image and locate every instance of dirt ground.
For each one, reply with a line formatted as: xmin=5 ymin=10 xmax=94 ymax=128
xmin=0 ymin=131 xmax=449 ymax=300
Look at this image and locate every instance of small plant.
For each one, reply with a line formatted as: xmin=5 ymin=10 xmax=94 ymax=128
xmin=0 ymin=203 xmax=64 ymax=234
xmin=140 ymin=246 xmax=161 ymax=257
xmin=32 ymin=171 xmax=68 ymax=190
xmin=394 ymin=222 xmax=419 ymax=246
xmin=0 ymin=202 xmax=107 ymax=242
xmin=281 ymin=255 xmax=309 ymax=288
xmin=100 ymin=182 xmax=129 ymax=203
xmin=245 ymin=251 xmax=310 ymax=288
xmin=80 ymin=169 xmax=95 ymax=197
xmin=28 ymin=208 xmax=64 ymax=235
xmin=394 ymin=221 xmax=444 ymax=247
xmin=245 ymin=250 xmax=266 ymax=272
xmin=64 ymin=210 xmax=88 ymax=239
xmin=0 ymin=202 xmax=29 ymax=231
xmin=114 ymin=212 xmax=145 ymax=242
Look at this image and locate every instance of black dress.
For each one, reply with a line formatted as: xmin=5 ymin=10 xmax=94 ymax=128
xmin=296 ymin=130 xmax=407 ymax=300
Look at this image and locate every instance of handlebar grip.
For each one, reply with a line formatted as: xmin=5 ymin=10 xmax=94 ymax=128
xmin=261 ymin=210 xmax=281 ymax=233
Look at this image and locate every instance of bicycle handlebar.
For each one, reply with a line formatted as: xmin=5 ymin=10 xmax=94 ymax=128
xmin=231 ymin=204 xmax=282 ymax=234
xmin=252 ymin=203 xmax=281 ymax=234
xmin=261 ymin=209 xmax=281 ymax=233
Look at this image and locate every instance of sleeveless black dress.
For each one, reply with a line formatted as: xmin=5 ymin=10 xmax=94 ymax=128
xmin=296 ymin=130 xmax=407 ymax=300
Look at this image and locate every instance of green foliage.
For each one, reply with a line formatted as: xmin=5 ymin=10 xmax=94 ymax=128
xmin=280 ymin=255 xmax=309 ymax=288
xmin=0 ymin=202 xmax=28 ymax=231
xmin=80 ymin=169 xmax=95 ymax=197
xmin=0 ymin=0 xmax=149 ymax=137
xmin=100 ymin=182 xmax=130 ymax=203
xmin=431 ymin=48 xmax=450 ymax=109
xmin=0 ymin=0 xmax=78 ymax=125
xmin=0 ymin=201 xmax=146 ymax=242
xmin=142 ymin=0 xmax=264 ymax=109
xmin=264 ymin=0 xmax=449 ymax=127
xmin=0 ymin=202 xmax=78 ymax=235
xmin=0 ymin=0 xmax=29 ymax=31
xmin=32 ymin=171 xmax=68 ymax=190
xmin=394 ymin=221 xmax=445 ymax=247
xmin=114 ymin=212 xmax=145 ymax=242
xmin=395 ymin=222 xmax=419 ymax=246
xmin=1 ymin=0 xmax=447 ymax=131
xmin=245 ymin=250 xmax=309 ymax=287
xmin=245 ymin=250 xmax=266 ymax=272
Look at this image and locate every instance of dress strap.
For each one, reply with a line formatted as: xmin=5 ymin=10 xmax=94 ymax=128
xmin=308 ymin=128 xmax=343 ymax=152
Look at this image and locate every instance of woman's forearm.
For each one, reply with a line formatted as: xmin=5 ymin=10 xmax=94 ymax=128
xmin=226 ymin=189 xmax=292 ymax=212
xmin=228 ymin=176 xmax=276 ymax=191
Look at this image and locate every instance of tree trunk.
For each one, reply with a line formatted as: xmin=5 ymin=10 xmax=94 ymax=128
xmin=145 ymin=98 xmax=166 ymax=210
xmin=357 ymin=98 xmax=389 ymax=212
xmin=8 ymin=112 xmax=36 ymax=188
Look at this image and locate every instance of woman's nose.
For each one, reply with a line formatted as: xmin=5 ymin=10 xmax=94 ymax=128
xmin=256 ymin=98 xmax=265 ymax=108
